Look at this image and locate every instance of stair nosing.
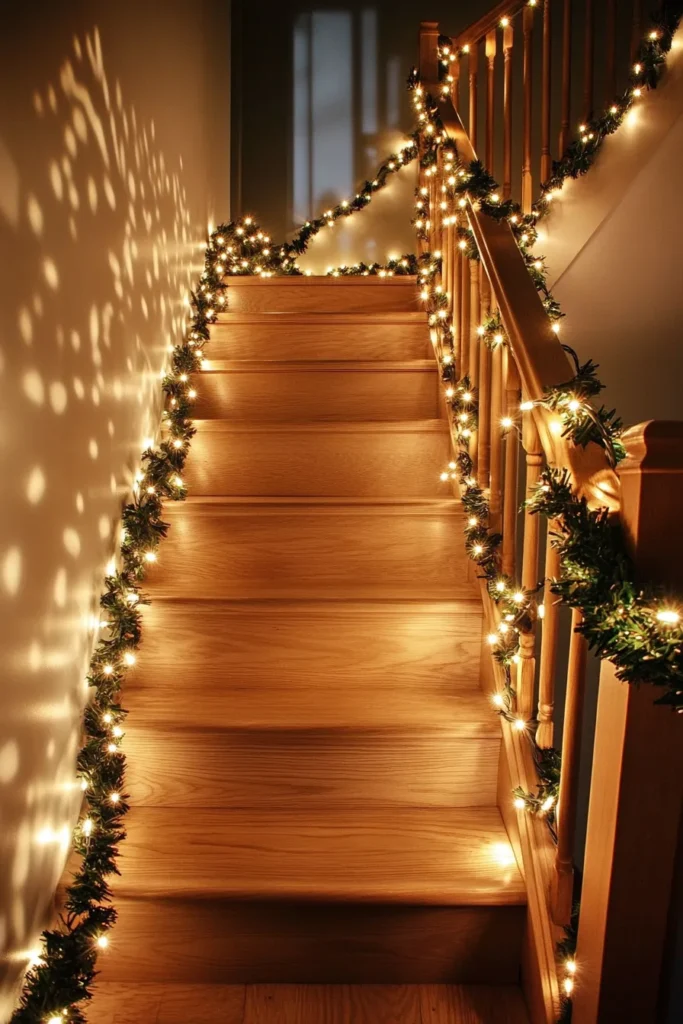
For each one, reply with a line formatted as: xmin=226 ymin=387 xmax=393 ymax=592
xmin=200 ymin=360 xmax=436 ymax=372
xmin=188 ymin=419 xmax=449 ymax=433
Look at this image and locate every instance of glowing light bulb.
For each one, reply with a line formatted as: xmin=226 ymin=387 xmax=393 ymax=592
xmin=174 ymin=476 xmax=184 ymax=488
xmin=657 ymin=609 xmax=680 ymax=625
xmin=110 ymin=792 xmax=120 ymax=804
xmin=473 ymin=544 xmax=484 ymax=556
xmin=541 ymin=795 xmax=555 ymax=813
xmin=520 ymin=401 xmax=534 ymax=411
xmin=440 ymin=472 xmax=449 ymax=482
xmin=500 ymin=16 xmax=510 ymax=27
xmin=123 ymin=652 xmax=136 ymax=667
xmin=468 ymin=517 xmax=478 ymax=527
xmin=102 ymin=664 xmax=114 ymax=676
xmin=538 ymin=603 xmax=545 ymax=619
xmin=501 ymin=416 xmax=513 ymax=428
xmin=102 ymin=712 xmax=113 ymax=725
xmin=82 ymin=818 xmax=94 ymax=836
xmin=462 ymin=392 xmax=472 ymax=402
xmin=514 ymin=797 xmax=526 ymax=810
xmin=173 ymin=439 xmax=183 ymax=449
xmin=610 ymin=105 xmax=619 ymax=114
xmin=514 ymin=718 xmax=526 ymax=731
xmin=489 ymin=193 xmax=500 ymax=203
xmin=566 ymin=959 xmax=577 ymax=975
xmin=513 ymin=591 xmax=525 ymax=603
xmin=491 ymin=693 xmax=505 ymax=708
xmin=563 ymin=978 xmax=574 ymax=996
xmin=96 ymin=934 xmax=109 ymax=948
xmin=487 ymin=633 xmax=498 ymax=646
xmin=495 ymin=581 xmax=506 ymax=593
xmin=144 ymin=551 xmax=157 ymax=563
xmin=112 ymin=726 xmax=123 ymax=738
xmin=568 ymin=399 xmax=581 ymax=412
xmin=188 ymin=389 xmax=197 ymax=399
xmin=107 ymin=743 xmax=117 ymax=753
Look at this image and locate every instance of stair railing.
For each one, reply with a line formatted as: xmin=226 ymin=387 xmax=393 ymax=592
xmin=418 ymin=10 xmax=683 ymax=1023
xmin=438 ymin=0 xmax=647 ymax=212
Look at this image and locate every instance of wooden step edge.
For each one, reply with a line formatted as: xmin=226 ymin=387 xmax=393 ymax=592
xmin=160 ymin=496 xmax=463 ymax=515
xmin=200 ymin=360 xmax=436 ymax=372
xmin=213 ymin=312 xmax=428 ymax=324
xmin=133 ymin=595 xmax=482 ymax=612
xmin=222 ymin=276 xmax=418 ymax=288
xmin=112 ymin=885 xmax=527 ymax=908
xmin=126 ymin=720 xmax=501 ymax=740
xmin=188 ymin=419 xmax=449 ymax=434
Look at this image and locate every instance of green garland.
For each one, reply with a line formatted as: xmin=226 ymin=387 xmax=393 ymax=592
xmin=12 ymin=219 xmax=227 ymax=1024
xmin=437 ymin=0 xmax=683 ymax=216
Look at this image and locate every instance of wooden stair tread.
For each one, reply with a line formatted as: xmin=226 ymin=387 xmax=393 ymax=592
xmin=115 ymin=808 xmax=525 ymax=904
xmin=202 ymin=360 xmax=436 ymax=371
xmin=215 ymin=311 xmax=428 ymax=323
xmin=162 ymin=496 xmax=463 ymax=512
xmin=130 ymin=599 xmax=482 ymax=703
xmin=189 ymin=418 xmax=449 ymax=433
xmin=125 ymin=724 xmax=500 ymax=808
xmin=88 ymin=982 xmax=530 ymax=1023
xmin=127 ymin=686 xmax=494 ymax=732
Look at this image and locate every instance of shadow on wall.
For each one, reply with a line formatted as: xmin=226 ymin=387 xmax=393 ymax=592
xmin=0 ymin=24 xmax=206 ymax=1014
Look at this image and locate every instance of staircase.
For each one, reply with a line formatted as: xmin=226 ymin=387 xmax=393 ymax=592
xmin=90 ymin=276 xmax=528 ymax=1022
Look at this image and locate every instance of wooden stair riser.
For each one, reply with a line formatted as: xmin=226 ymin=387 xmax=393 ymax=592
xmin=184 ymin=424 xmax=452 ymax=497
xmin=128 ymin=601 xmax=483 ymax=697
xmin=225 ymin=278 xmax=420 ymax=314
xmin=209 ymin=316 xmax=431 ymax=361
xmin=145 ymin=506 xmax=476 ymax=599
xmin=98 ymin=900 xmax=525 ymax=985
xmin=124 ymin=728 xmax=501 ymax=808
xmin=195 ymin=365 xmax=440 ymax=422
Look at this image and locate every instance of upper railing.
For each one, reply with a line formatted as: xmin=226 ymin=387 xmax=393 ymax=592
xmin=417 ymin=4 xmax=683 ymax=1022
xmin=437 ymin=0 xmax=647 ymax=212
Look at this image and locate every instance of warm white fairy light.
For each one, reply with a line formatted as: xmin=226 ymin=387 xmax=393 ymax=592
xmin=96 ymin=935 xmax=109 ymax=949
xmin=123 ymin=652 xmax=136 ymax=667
xmin=144 ymin=551 xmax=157 ymax=563
xmin=657 ymin=609 xmax=680 ymax=625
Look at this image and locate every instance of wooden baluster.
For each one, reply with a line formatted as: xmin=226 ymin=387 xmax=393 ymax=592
xmin=631 ymin=0 xmax=643 ymax=61
xmin=583 ymin=0 xmax=595 ymax=123
xmin=468 ymin=43 xmax=479 ymax=151
xmin=522 ymin=6 xmax=534 ymax=213
xmin=477 ymin=273 xmax=492 ymax=489
xmin=560 ymin=0 xmax=572 ymax=154
xmin=551 ymin=609 xmax=588 ymax=926
xmin=488 ymin=340 xmax=504 ymax=523
xmin=418 ymin=162 xmax=428 ymax=255
xmin=503 ymin=22 xmax=514 ymax=200
xmin=468 ymin=260 xmax=480 ymax=472
xmin=541 ymin=0 xmax=552 ymax=183
xmin=459 ymin=243 xmax=470 ymax=378
xmin=536 ymin=532 xmax=561 ymax=748
xmin=502 ymin=351 xmax=520 ymax=578
xmin=605 ymin=0 xmax=616 ymax=103
xmin=485 ymin=30 xmax=497 ymax=171
xmin=518 ymin=407 xmax=543 ymax=719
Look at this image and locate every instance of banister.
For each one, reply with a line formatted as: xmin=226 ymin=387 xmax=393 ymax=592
xmin=433 ymin=88 xmax=619 ymax=500
xmin=452 ymin=0 xmax=528 ymax=51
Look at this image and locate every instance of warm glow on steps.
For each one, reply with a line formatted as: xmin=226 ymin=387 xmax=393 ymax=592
xmin=87 ymin=276 xmax=527 ymax=1021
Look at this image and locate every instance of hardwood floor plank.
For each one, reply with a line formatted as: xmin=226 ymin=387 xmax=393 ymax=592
xmin=89 ymin=982 xmax=245 ymax=1023
xmin=419 ymin=985 xmax=530 ymax=1023
xmin=243 ymin=984 xmax=422 ymax=1023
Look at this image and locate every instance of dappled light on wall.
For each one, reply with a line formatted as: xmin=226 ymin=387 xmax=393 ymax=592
xmin=0 ymin=24 xmax=205 ymax=1013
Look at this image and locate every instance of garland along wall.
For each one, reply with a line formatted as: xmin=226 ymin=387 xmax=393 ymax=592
xmin=541 ymin=24 xmax=683 ymax=426
xmin=0 ymin=1 xmax=230 ymax=1013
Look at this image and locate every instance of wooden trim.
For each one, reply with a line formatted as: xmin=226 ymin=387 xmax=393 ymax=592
xmin=453 ymin=0 xmax=527 ymax=52
xmin=574 ymin=421 xmax=683 ymax=1021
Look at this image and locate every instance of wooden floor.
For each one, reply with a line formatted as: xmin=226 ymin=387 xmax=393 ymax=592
xmin=90 ymin=983 xmax=530 ymax=1023
xmin=94 ymin=277 xmax=527 ymax=1019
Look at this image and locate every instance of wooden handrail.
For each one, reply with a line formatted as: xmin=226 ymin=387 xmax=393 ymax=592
xmin=432 ymin=88 xmax=618 ymax=500
xmin=452 ymin=0 xmax=527 ymax=51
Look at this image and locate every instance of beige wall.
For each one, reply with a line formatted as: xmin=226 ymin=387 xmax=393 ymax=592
xmin=539 ymin=31 xmax=683 ymax=427
xmin=297 ymin=155 xmax=417 ymax=274
xmin=0 ymin=2 xmax=229 ymax=1014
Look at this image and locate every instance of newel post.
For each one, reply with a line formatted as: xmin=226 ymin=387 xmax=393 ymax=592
xmin=419 ymin=21 xmax=439 ymax=83
xmin=573 ymin=422 xmax=683 ymax=1024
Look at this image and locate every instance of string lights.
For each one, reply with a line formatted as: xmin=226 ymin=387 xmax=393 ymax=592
xmin=15 ymin=6 xmax=683 ymax=1018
